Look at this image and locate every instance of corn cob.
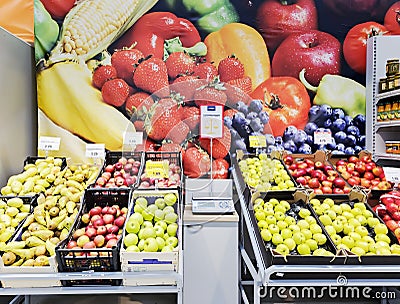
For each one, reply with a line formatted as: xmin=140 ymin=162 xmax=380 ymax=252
xmin=48 ymin=0 xmax=159 ymax=64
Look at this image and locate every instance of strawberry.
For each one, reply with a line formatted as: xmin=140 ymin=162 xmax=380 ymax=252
xmin=145 ymin=98 xmax=180 ymax=142
xmin=133 ymin=57 xmax=170 ymax=98
xmin=111 ymin=48 xmax=144 ymax=86
xmin=218 ymin=55 xmax=245 ymax=82
xmin=182 ymin=106 xmax=200 ymax=131
xmin=193 ymin=62 xmax=218 ymax=81
xmin=212 ymin=158 xmax=230 ymax=179
xmin=166 ymin=121 xmax=190 ymax=144
xmin=165 ymin=52 xmax=196 ymax=79
xmin=101 ymin=78 xmax=130 ymax=107
xmin=183 ymin=146 xmax=211 ymax=178
xmin=225 ymin=76 xmax=253 ymax=107
xmin=172 ymin=75 xmax=206 ymax=103
xmin=92 ymin=65 xmax=117 ymax=89
xmin=125 ymin=92 xmax=154 ymax=119
xmin=133 ymin=120 xmax=145 ymax=131
xmin=199 ymin=125 xmax=231 ymax=159
xmin=194 ymin=79 xmax=227 ymax=107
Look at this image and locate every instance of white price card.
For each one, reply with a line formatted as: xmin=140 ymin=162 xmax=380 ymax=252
xmin=314 ymin=129 xmax=333 ymax=145
xmin=383 ymin=167 xmax=400 ymax=184
xmin=200 ymin=105 xmax=223 ymax=138
xmin=249 ymin=135 xmax=267 ymax=148
xmin=38 ymin=136 xmax=60 ymax=151
xmin=123 ymin=131 xmax=143 ymax=147
xmin=85 ymin=144 xmax=105 ymax=159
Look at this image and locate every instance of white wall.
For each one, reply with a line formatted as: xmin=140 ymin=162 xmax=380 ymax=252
xmin=0 ymin=27 xmax=36 ymax=186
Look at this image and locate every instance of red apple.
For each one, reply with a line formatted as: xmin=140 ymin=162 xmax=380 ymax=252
xmin=347 ymin=177 xmax=359 ymax=186
xmin=360 ymin=178 xmax=371 ymax=188
xmin=355 ymin=161 xmax=366 ymax=174
xmin=308 ymin=177 xmax=320 ymax=189
xmin=107 ymin=225 xmax=119 ymax=235
xmin=101 ymin=171 xmax=112 ymax=180
xmin=114 ymin=162 xmax=123 ymax=171
xmin=297 ymin=162 xmax=309 ymax=169
xmin=322 ymin=186 xmax=333 ymax=194
xmin=103 ymin=214 xmax=115 ymax=225
xmin=92 ymin=218 xmax=105 ymax=229
xmin=336 ymin=159 xmax=347 ymax=166
xmin=313 ymin=188 xmax=323 ymax=195
xmin=322 ymin=180 xmax=333 ymax=188
xmin=108 ymin=206 xmax=118 ymax=216
xmin=89 ymin=206 xmax=102 ymax=217
xmin=95 ymin=177 xmax=107 ymax=187
xmin=343 ymin=186 xmax=351 ymax=194
xmin=272 ymin=30 xmax=341 ymax=86
xmin=256 ymin=0 xmax=317 ymax=51
xmin=333 ymin=177 xmax=346 ymax=189
xmin=372 ymin=166 xmax=384 ymax=177
xmin=284 ymin=155 xmax=294 ymax=165
xmin=105 ymin=234 xmax=118 ymax=242
xmin=314 ymin=161 xmax=324 ymax=169
xmin=385 ymin=220 xmax=398 ymax=232
xmin=106 ymin=238 xmax=118 ymax=248
xmin=104 ymin=164 xmax=115 ymax=173
xmin=94 ymin=235 xmax=105 ymax=247
xmin=392 ymin=211 xmax=400 ymax=222
xmin=333 ymin=188 xmax=344 ymax=194
xmin=381 ymin=195 xmax=395 ymax=206
xmin=67 ymin=240 xmax=78 ymax=249
xmin=83 ymin=241 xmax=96 ymax=249
xmin=102 ymin=206 xmax=109 ymax=214
xmin=383 ymin=214 xmax=392 ymax=222
xmin=364 ymin=171 xmax=375 ymax=181
xmin=305 ymin=159 xmax=314 ymax=167
xmin=96 ymin=225 xmax=107 ymax=235
xmin=114 ymin=215 xmax=126 ymax=228
xmin=395 ymin=227 xmax=400 ymax=239
xmin=348 ymin=156 xmax=359 ymax=163
xmin=85 ymin=226 xmax=97 ymax=239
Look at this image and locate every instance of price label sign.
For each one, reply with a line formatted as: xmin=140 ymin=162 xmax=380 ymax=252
xmin=249 ymin=135 xmax=267 ymax=148
xmin=145 ymin=160 xmax=169 ymax=178
xmin=383 ymin=167 xmax=400 ymax=184
xmin=85 ymin=144 xmax=105 ymax=159
xmin=123 ymin=131 xmax=143 ymax=147
xmin=314 ymin=129 xmax=333 ymax=145
xmin=200 ymin=105 xmax=223 ymax=138
xmin=38 ymin=136 xmax=60 ymax=151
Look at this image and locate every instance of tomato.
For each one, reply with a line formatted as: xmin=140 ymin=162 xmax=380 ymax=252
xmin=384 ymin=2 xmax=400 ymax=35
xmin=211 ymin=159 xmax=230 ymax=179
xmin=343 ymin=22 xmax=387 ymax=74
xmin=40 ymin=0 xmax=75 ymax=20
xmin=250 ymin=77 xmax=310 ymax=137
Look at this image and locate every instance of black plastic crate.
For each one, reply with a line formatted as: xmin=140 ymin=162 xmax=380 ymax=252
xmin=89 ymin=151 xmax=144 ymax=189
xmin=55 ymin=188 xmax=132 ymax=286
xmin=138 ymin=151 xmax=183 ymax=190
xmin=248 ymin=191 xmax=345 ymax=266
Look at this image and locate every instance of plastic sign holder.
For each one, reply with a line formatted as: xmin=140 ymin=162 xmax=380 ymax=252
xmin=85 ymin=143 xmax=105 ymax=166
xmin=38 ymin=136 xmax=60 ymax=157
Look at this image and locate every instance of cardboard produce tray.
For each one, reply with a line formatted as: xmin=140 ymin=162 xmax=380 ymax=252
xmin=55 ymin=188 xmax=132 ymax=286
xmin=248 ymin=190 xmax=345 ymax=267
xmin=120 ymin=190 xmax=181 ymax=286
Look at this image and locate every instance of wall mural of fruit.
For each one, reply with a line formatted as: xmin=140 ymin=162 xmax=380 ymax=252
xmin=34 ymin=0 xmax=400 ymax=166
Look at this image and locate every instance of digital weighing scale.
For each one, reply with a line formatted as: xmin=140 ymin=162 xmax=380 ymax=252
xmin=185 ymin=179 xmax=235 ymax=214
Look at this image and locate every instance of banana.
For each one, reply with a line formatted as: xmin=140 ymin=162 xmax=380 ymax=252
xmin=37 ymin=61 xmax=134 ymax=151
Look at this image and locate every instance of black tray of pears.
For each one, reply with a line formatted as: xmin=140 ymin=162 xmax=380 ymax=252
xmin=249 ymin=190 xmax=345 ymax=267
xmin=308 ymin=192 xmax=400 ymax=266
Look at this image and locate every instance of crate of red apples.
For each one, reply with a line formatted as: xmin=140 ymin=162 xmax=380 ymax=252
xmin=282 ymin=150 xmax=351 ymax=196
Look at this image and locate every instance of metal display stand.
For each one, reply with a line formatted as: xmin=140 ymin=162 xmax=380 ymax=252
xmin=232 ymin=168 xmax=400 ymax=304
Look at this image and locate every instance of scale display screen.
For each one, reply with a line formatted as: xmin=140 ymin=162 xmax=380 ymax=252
xmin=192 ymin=197 xmax=234 ymax=214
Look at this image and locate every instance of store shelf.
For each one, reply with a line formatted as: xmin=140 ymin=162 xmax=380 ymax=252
xmin=376 ymin=89 xmax=400 ymax=100
xmin=376 ymin=121 xmax=400 ymax=130
xmin=375 ymin=153 xmax=400 ymax=161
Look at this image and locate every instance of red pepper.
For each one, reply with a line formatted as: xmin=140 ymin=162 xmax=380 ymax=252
xmin=111 ymin=12 xmax=201 ymax=59
xmin=251 ymin=77 xmax=310 ymax=137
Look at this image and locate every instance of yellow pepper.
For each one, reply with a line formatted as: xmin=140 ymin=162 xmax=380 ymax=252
xmin=204 ymin=22 xmax=271 ymax=91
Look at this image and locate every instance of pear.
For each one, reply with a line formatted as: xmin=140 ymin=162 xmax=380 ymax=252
xmin=47 ymin=214 xmax=66 ymax=230
xmin=2 ymin=252 xmax=16 ymax=265
xmin=22 ymin=214 xmax=35 ymax=228
xmin=6 ymin=197 xmax=23 ymax=208
xmin=34 ymin=245 xmax=47 ymax=257
xmin=60 ymin=228 xmax=69 ymax=241
xmin=10 ymin=248 xmax=35 ymax=260
xmin=15 ymin=212 xmax=29 ymax=222
xmin=0 ymin=230 xmax=13 ymax=242
xmin=49 ymin=206 xmax=60 ymax=217
xmin=28 ymin=222 xmax=46 ymax=232
xmin=34 ymin=255 xmax=49 ymax=266
xmin=5 ymin=241 xmax=26 ymax=251
xmin=0 ymin=200 xmax=8 ymax=209
xmin=0 ymin=241 xmax=6 ymax=251
xmin=0 ymin=214 xmax=11 ymax=226
xmin=21 ymin=258 xmax=35 ymax=266
xmin=31 ymin=229 xmax=54 ymax=241
xmin=45 ymin=239 xmax=56 ymax=256
xmin=49 ymin=237 xmax=60 ymax=245
xmin=5 ymin=207 xmax=19 ymax=217
xmin=25 ymin=236 xmax=46 ymax=247
xmin=11 ymin=258 xmax=24 ymax=266
xmin=21 ymin=230 xmax=31 ymax=241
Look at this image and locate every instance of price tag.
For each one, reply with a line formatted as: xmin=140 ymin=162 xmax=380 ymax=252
xmin=38 ymin=136 xmax=60 ymax=151
xmin=249 ymin=135 xmax=267 ymax=148
xmin=145 ymin=160 xmax=169 ymax=178
xmin=123 ymin=131 xmax=143 ymax=147
xmin=85 ymin=144 xmax=105 ymax=159
xmin=200 ymin=105 xmax=223 ymax=138
xmin=314 ymin=129 xmax=333 ymax=145
xmin=383 ymin=167 xmax=400 ymax=184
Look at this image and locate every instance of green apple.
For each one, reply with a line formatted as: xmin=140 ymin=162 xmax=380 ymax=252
xmin=309 ymin=198 xmax=321 ymax=207
xmin=313 ymin=248 xmax=333 ymax=256
xmin=319 ymin=214 xmax=332 ymax=226
xmin=284 ymin=216 xmax=296 ymax=226
xmin=354 ymin=226 xmax=369 ymax=237
xmin=125 ymin=219 xmax=140 ymax=234
xmin=323 ymin=198 xmax=334 ymax=207
xmin=156 ymin=236 xmax=166 ymax=250
xmin=124 ymin=233 xmax=139 ymax=247
xmin=126 ymin=245 xmax=140 ymax=252
xmin=253 ymin=198 xmax=264 ymax=208
xmin=367 ymin=217 xmax=380 ymax=228
xmin=363 ymin=210 xmax=374 ymax=219
xmin=313 ymin=206 xmax=323 ymax=216
xmin=142 ymin=221 xmax=153 ymax=228
xmin=336 ymin=215 xmax=347 ymax=223
xmin=301 ymin=229 xmax=312 ymax=240
xmin=255 ymin=210 xmax=266 ymax=221
xmin=155 ymin=220 xmax=167 ymax=231
xmin=264 ymin=208 xmax=274 ymax=217
xmin=309 ymin=223 xmax=322 ymax=234
xmin=355 ymin=240 xmax=369 ymax=253
xmin=390 ymin=244 xmax=400 ymax=254
xmin=332 ymin=204 xmax=342 ymax=215
xmin=275 ymin=244 xmax=290 ymax=256
xmin=297 ymin=243 xmax=311 ymax=255
xmin=155 ymin=198 xmax=166 ymax=210
xmin=342 ymin=211 xmax=354 ymax=220
xmin=292 ymin=232 xmax=306 ymax=245
xmin=340 ymin=203 xmax=352 ymax=212
xmin=268 ymin=198 xmax=280 ymax=206
xmin=324 ymin=225 xmax=336 ymax=236
xmin=138 ymin=239 xmax=145 ymax=251
xmin=261 ymin=229 xmax=272 ymax=242
xmin=298 ymin=208 xmax=311 ymax=219
xmin=374 ymin=223 xmax=388 ymax=235
xmin=276 ymin=220 xmax=288 ymax=230
xmin=280 ymin=228 xmax=292 ymax=239
xmin=254 ymin=204 xmax=264 ymax=213
xmin=362 ymin=235 xmax=375 ymax=244
xmin=264 ymin=202 xmax=274 ymax=210
xmin=283 ymin=238 xmax=296 ymax=251
xmin=167 ymin=223 xmax=178 ymax=236
xmin=141 ymin=227 xmax=156 ymax=239
xmin=142 ymin=208 xmax=154 ymax=221
xmin=342 ymin=236 xmax=355 ymax=249
xmin=375 ymin=234 xmax=391 ymax=244
xmin=355 ymin=215 xmax=367 ymax=226
xmin=305 ymin=239 xmax=318 ymax=251
xmin=161 ymin=245 xmax=175 ymax=252
xmin=304 ymin=216 xmax=317 ymax=225
xmin=320 ymin=203 xmax=330 ymax=211
xmin=354 ymin=202 xmax=366 ymax=211
xmin=164 ymin=193 xmax=177 ymax=206
xmin=368 ymin=242 xmax=378 ymax=253
xmin=143 ymin=237 xmax=159 ymax=252
xmin=351 ymin=207 xmax=362 ymax=217
xmin=274 ymin=204 xmax=286 ymax=214
xmin=265 ymin=215 xmax=276 ymax=225
xmin=129 ymin=212 xmax=144 ymax=225
xmin=297 ymin=220 xmax=309 ymax=230
xmin=330 ymin=234 xmax=342 ymax=245
xmin=324 ymin=210 xmax=337 ymax=220
xmin=154 ymin=209 xmax=165 ymax=222
xmin=165 ymin=212 xmax=178 ymax=224
xmin=343 ymin=223 xmax=355 ymax=235
xmin=348 ymin=218 xmax=361 ymax=228
xmin=257 ymin=220 xmax=268 ymax=229
xmin=272 ymin=233 xmax=283 ymax=245
xmin=147 ymin=204 xmax=158 ymax=214
xmin=313 ymin=233 xmax=327 ymax=245
xmin=268 ymin=224 xmax=280 ymax=235
xmin=337 ymin=243 xmax=350 ymax=251
xmin=134 ymin=204 xmax=145 ymax=214
xmin=163 ymin=206 xmax=175 ymax=214
xmin=274 ymin=211 xmax=285 ymax=221
xmin=349 ymin=232 xmax=362 ymax=242
xmin=280 ymin=200 xmax=291 ymax=212
xmin=155 ymin=225 xmax=165 ymax=237
xmin=376 ymin=247 xmax=391 ymax=255
xmin=166 ymin=236 xmax=178 ymax=248
xmin=289 ymin=224 xmax=301 ymax=232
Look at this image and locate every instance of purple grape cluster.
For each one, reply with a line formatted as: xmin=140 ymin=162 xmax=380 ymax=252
xmin=277 ymin=104 xmax=366 ymax=155
xmin=226 ymin=99 xmax=271 ymax=154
